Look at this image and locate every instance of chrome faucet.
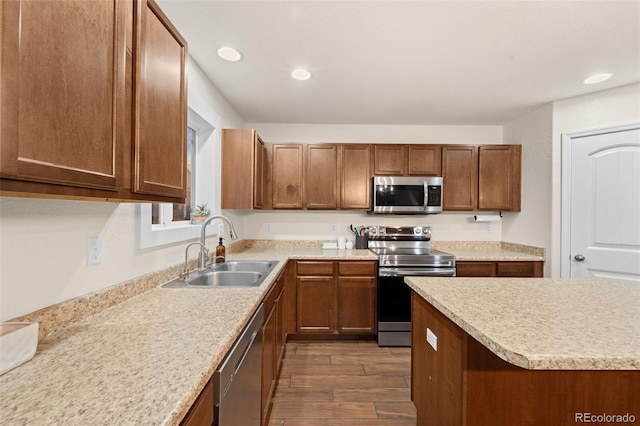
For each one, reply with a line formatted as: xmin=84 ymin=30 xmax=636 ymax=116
xmin=198 ymin=215 xmax=238 ymax=270
xmin=180 ymin=242 xmax=208 ymax=280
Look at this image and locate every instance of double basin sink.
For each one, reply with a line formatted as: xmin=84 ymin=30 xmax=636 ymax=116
xmin=163 ymin=260 xmax=278 ymax=289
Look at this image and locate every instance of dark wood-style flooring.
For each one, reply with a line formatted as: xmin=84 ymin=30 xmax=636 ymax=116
xmin=267 ymin=340 xmax=416 ymax=425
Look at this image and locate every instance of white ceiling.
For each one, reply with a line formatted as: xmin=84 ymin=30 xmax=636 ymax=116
xmin=157 ymin=0 xmax=640 ymax=125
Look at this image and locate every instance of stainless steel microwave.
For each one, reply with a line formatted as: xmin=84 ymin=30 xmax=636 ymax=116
xmin=370 ymin=176 xmax=443 ymax=214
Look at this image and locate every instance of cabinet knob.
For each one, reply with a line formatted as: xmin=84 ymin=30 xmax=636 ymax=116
xmin=574 ymin=254 xmax=586 ymax=262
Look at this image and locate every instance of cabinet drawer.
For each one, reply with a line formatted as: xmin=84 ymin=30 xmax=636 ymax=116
xmin=496 ymin=262 xmax=538 ymax=277
xmin=338 ymin=261 xmax=376 ymax=276
xmin=296 ymin=261 xmax=334 ymax=276
xmin=456 ymin=262 xmax=495 ymax=277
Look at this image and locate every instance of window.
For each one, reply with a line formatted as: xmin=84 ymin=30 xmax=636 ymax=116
xmin=138 ymin=90 xmax=221 ymax=249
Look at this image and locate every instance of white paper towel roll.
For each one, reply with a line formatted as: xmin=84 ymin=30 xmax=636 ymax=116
xmin=474 ymin=214 xmax=502 ymax=222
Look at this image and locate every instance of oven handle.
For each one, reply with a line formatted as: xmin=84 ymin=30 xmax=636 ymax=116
xmin=378 ymin=267 xmax=456 ymax=277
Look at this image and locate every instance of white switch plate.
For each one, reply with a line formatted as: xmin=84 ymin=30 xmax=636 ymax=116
xmin=87 ymin=237 xmax=103 ymax=266
xmin=264 ymin=222 xmax=272 ymax=232
xmin=426 ymin=328 xmax=437 ymax=351
xmin=330 ymin=224 xmax=337 ymax=233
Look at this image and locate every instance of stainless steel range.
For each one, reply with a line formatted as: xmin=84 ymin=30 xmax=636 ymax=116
xmin=367 ymin=225 xmax=456 ymax=347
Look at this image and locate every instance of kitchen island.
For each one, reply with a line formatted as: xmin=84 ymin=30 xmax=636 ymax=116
xmin=406 ymin=277 xmax=640 ymax=426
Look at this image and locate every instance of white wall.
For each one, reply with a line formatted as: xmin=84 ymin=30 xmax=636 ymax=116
xmin=503 ymin=103 xmax=554 ymax=276
xmin=0 ymin=59 xmax=246 ymax=321
xmin=549 ymin=83 xmax=640 ymax=278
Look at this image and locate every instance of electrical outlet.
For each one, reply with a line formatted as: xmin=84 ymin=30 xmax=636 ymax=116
xmin=264 ymin=222 xmax=272 ymax=232
xmin=87 ymin=237 xmax=103 ymax=265
xmin=330 ymin=224 xmax=337 ymax=233
xmin=486 ymin=224 xmax=492 ymax=233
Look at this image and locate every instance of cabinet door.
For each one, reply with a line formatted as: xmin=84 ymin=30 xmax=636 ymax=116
xmin=1 ymin=0 xmax=127 ymax=191
xmin=442 ymin=145 xmax=478 ymax=210
xmin=305 ymin=144 xmax=338 ymax=209
xmin=478 ymin=145 xmax=521 ymax=211
xmin=181 ymin=379 xmax=214 ymax=426
xmin=373 ymin=145 xmax=407 ymax=175
xmin=261 ymin=304 xmax=277 ymax=424
xmin=133 ymin=0 xmax=187 ymax=199
xmin=336 ymin=276 xmax=376 ymax=334
xmin=272 ymin=144 xmax=303 ymax=209
xmin=254 ymin=135 xmax=265 ymax=209
xmin=340 ymin=144 xmax=372 ymax=210
xmin=408 ymin=145 xmax=442 ymax=176
xmin=296 ymin=276 xmax=334 ymax=333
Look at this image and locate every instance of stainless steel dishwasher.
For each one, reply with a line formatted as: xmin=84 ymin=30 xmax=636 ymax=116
xmin=214 ymin=303 xmax=264 ymax=426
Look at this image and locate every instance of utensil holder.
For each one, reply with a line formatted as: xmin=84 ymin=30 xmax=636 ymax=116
xmin=355 ymin=234 xmax=368 ymax=249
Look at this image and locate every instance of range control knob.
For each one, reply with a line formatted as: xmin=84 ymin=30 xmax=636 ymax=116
xmin=422 ymin=227 xmax=431 ymax=235
xmin=413 ymin=227 xmax=422 ymax=235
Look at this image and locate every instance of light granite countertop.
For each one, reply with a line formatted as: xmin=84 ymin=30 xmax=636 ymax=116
xmin=0 ymin=246 xmax=376 ymax=426
xmin=406 ymin=277 xmax=640 ymax=370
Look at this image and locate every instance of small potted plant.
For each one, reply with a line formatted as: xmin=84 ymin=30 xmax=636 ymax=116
xmin=190 ymin=204 xmax=211 ymax=224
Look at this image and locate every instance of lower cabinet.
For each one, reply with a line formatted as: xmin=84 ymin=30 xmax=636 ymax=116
xmin=292 ymin=260 xmax=377 ymax=337
xmin=180 ymin=378 xmax=214 ymax=426
xmin=456 ymin=260 xmax=543 ymax=277
xmin=261 ymin=269 xmax=287 ymax=425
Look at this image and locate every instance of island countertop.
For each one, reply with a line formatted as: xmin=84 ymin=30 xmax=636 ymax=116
xmin=405 ymin=277 xmax=640 ymax=370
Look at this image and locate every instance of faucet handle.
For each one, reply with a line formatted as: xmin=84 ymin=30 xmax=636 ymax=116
xmin=179 ymin=267 xmax=190 ymax=281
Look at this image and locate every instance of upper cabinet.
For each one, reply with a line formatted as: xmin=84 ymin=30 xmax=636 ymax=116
xmin=477 ymin=145 xmax=521 ymax=211
xmin=373 ymin=145 xmax=407 ymax=175
xmin=442 ymin=145 xmax=478 ymax=210
xmin=373 ymin=144 xmax=442 ymax=176
xmin=407 ymin=145 xmax=442 ymax=176
xmin=442 ymin=145 xmax=521 ymax=211
xmin=133 ymin=0 xmax=188 ymax=199
xmin=271 ymin=144 xmax=304 ymax=209
xmin=222 ymin=129 xmax=265 ymax=209
xmin=340 ymin=144 xmax=372 ymax=210
xmin=305 ymin=144 xmax=339 ymax=209
xmin=0 ymin=0 xmax=187 ymax=203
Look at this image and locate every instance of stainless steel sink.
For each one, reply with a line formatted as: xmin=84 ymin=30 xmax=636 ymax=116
xmin=162 ymin=260 xmax=278 ymax=288
xmin=214 ymin=261 xmax=275 ymax=273
xmin=189 ymin=271 xmax=262 ymax=287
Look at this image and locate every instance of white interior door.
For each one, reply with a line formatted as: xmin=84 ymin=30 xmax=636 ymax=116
xmin=566 ymin=125 xmax=640 ymax=283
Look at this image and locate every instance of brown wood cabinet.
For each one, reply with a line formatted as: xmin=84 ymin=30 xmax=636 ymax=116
xmin=305 ymin=144 xmax=338 ymax=209
xmin=456 ymin=260 xmax=543 ymax=277
xmin=261 ymin=270 xmax=287 ymax=425
xmin=291 ymin=260 xmax=376 ymax=337
xmin=0 ymin=0 xmax=187 ymax=203
xmin=407 ymin=145 xmax=442 ymax=176
xmin=373 ymin=145 xmax=407 ymax=175
xmin=340 ymin=144 xmax=372 ymax=210
xmin=133 ymin=0 xmax=187 ymax=199
xmin=411 ymin=292 xmax=639 ymax=426
xmin=271 ymin=144 xmax=304 ymax=209
xmin=442 ymin=145 xmax=478 ymax=210
xmin=180 ymin=378 xmax=214 ymax=426
xmin=373 ymin=144 xmax=442 ymax=176
xmin=442 ymin=145 xmax=521 ymax=211
xmin=221 ymin=129 xmax=265 ymax=209
xmin=477 ymin=145 xmax=521 ymax=211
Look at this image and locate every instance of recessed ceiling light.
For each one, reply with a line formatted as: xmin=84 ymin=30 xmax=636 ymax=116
xmin=583 ymin=73 xmax=613 ymax=85
xmin=291 ymin=69 xmax=312 ymax=81
xmin=217 ymin=47 xmax=243 ymax=62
